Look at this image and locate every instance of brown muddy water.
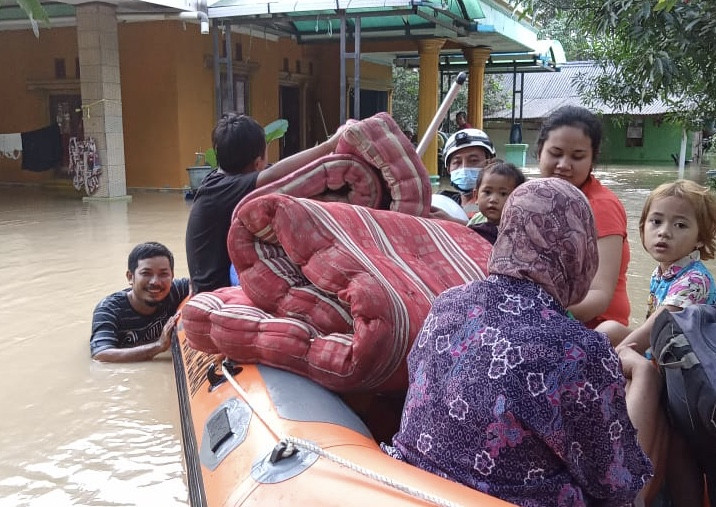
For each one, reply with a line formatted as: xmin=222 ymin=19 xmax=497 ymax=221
xmin=0 ymin=164 xmax=713 ymax=506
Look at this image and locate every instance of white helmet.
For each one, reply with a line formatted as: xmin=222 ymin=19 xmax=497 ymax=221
xmin=443 ymin=128 xmax=496 ymax=167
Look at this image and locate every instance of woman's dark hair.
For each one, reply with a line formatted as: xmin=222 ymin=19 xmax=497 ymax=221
xmin=128 ymin=242 xmax=174 ymax=272
xmin=212 ymin=112 xmax=266 ymax=174
xmin=535 ymin=106 xmax=602 ymax=162
xmin=475 ymin=159 xmax=526 ymax=191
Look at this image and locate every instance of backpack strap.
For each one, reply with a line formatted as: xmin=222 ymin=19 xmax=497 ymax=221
xmin=656 ymin=333 xmax=701 ymax=370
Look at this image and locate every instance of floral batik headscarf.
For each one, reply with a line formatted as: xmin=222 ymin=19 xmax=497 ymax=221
xmin=489 ymin=177 xmax=598 ymax=308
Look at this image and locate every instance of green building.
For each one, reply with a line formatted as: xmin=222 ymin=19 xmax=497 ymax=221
xmin=483 ymin=61 xmax=701 ymax=166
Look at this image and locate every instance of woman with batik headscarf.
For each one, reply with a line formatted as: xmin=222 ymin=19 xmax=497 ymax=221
xmin=384 ymin=178 xmax=661 ymax=506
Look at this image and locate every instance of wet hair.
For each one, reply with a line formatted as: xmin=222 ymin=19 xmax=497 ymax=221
xmin=639 ymin=180 xmax=716 ymax=261
xmin=212 ymin=112 xmax=266 ymax=174
xmin=128 ymin=242 xmax=174 ymax=272
xmin=474 ymin=159 xmax=526 ymax=192
xmin=536 ymin=106 xmax=602 ymax=163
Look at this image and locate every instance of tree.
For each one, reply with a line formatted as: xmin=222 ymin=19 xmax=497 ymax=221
xmin=536 ymin=15 xmax=602 ymax=62
xmin=392 ymin=67 xmax=509 ymax=134
xmin=13 ymin=0 xmax=49 ymax=37
xmin=510 ymin=0 xmax=716 ymax=126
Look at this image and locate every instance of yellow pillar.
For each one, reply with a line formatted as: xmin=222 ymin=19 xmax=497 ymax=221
xmin=418 ymin=39 xmax=445 ymax=175
xmin=463 ymin=47 xmax=492 ymax=130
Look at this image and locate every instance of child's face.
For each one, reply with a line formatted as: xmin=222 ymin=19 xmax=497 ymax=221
xmin=475 ymin=172 xmax=517 ymax=224
xmin=643 ymin=196 xmax=701 ymax=270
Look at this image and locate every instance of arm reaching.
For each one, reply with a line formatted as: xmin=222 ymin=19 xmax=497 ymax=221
xmin=92 ymin=313 xmax=179 ymax=363
xmin=617 ymin=305 xmax=678 ymax=354
xmin=256 ymin=125 xmax=346 ymax=187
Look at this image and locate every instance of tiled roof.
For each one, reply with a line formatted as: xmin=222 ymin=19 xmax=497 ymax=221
xmin=486 ymin=61 xmax=683 ymax=120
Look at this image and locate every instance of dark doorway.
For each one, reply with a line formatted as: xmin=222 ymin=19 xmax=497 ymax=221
xmin=49 ymin=94 xmax=83 ymax=174
xmin=349 ymin=89 xmax=388 ymax=120
xmin=279 ymin=85 xmax=301 ymax=158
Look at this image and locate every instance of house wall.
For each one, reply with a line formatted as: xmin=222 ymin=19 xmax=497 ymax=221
xmin=315 ymin=44 xmax=393 ymax=136
xmin=483 ymin=120 xmax=542 ymax=166
xmin=119 ymin=21 xmax=185 ymax=189
xmin=0 ymin=27 xmax=79 ymax=184
xmin=0 ymin=23 xmax=393 ymax=190
xmin=484 ymin=118 xmax=694 ymax=167
xmin=601 ymin=118 xmax=693 ymax=164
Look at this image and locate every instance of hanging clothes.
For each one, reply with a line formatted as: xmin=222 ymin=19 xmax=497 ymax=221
xmin=21 ymin=124 xmax=62 ymax=172
xmin=69 ymin=137 xmax=102 ymax=195
xmin=0 ymin=133 xmax=22 ymax=160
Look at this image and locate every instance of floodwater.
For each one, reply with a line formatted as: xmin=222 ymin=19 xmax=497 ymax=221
xmin=0 ymin=164 xmax=714 ymax=506
xmin=0 ymin=189 xmax=192 ymax=506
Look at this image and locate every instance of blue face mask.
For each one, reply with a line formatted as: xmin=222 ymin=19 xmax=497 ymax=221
xmin=450 ymin=168 xmax=480 ymax=193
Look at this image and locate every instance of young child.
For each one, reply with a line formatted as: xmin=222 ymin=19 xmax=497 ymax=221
xmin=466 ymin=160 xmax=525 ymax=244
xmin=599 ymin=179 xmax=716 ymax=347
xmin=604 ymin=181 xmax=716 ymax=507
xmin=186 ymin=113 xmax=344 ymax=293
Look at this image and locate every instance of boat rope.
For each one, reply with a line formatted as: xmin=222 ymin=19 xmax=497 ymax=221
xmin=283 ymin=436 xmax=462 ymax=507
xmin=220 ymin=362 xmax=281 ymax=442
xmin=220 ymin=362 xmax=461 ymax=507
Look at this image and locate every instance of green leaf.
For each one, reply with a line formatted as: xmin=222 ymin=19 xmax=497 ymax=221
xmin=654 ymin=0 xmax=677 ymax=12
xmin=16 ymin=0 xmax=50 ymax=38
xmin=264 ymin=119 xmax=289 ymax=144
xmin=204 ymin=148 xmax=217 ymax=168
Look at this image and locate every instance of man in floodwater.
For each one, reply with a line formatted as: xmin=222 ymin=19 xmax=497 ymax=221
xmin=90 ymin=242 xmax=190 ymax=362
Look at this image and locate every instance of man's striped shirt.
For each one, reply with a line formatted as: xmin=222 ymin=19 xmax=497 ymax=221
xmin=90 ymin=278 xmax=190 ymax=357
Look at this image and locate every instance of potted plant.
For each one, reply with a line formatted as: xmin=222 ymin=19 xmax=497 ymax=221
xmin=187 ymin=119 xmax=289 ymax=191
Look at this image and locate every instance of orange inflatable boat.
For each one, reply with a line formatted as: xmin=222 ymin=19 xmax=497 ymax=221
xmin=172 ymin=316 xmax=512 ymax=507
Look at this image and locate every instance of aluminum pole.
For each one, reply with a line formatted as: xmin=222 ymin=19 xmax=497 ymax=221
xmin=416 ymin=72 xmax=467 ymax=157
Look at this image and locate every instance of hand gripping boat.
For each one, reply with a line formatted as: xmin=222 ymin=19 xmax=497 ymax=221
xmin=172 ymin=313 xmax=512 ymax=507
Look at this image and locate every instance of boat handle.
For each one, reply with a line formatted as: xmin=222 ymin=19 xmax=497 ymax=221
xmin=207 ymin=360 xmax=242 ymax=391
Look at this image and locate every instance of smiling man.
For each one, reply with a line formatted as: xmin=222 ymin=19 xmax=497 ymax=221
xmin=90 ymin=242 xmax=190 ymax=362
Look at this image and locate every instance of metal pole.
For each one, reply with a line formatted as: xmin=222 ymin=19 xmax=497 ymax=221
xmin=353 ymin=16 xmax=361 ymax=120
xmin=416 ymin=72 xmax=467 ymax=157
xmin=519 ymin=71 xmax=525 ymax=124
xmin=679 ymin=128 xmax=687 ymax=178
xmin=339 ymin=13 xmax=346 ymax=125
xmin=212 ymin=20 xmax=221 ymax=120
xmin=224 ymin=21 xmax=234 ymax=112
xmin=511 ymin=63 xmax=516 ymax=125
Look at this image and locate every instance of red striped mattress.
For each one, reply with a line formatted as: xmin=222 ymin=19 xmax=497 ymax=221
xmin=184 ymin=195 xmax=492 ymax=392
xmin=236 ymin=112 xmax=431 ymax=216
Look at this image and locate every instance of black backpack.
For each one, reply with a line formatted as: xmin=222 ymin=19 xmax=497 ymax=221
xmin=651 ymin=304 xmax=716 ymax=499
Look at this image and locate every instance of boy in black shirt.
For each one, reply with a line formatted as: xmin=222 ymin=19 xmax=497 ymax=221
xmin=185 ymin=113 xmax=343 ymax=293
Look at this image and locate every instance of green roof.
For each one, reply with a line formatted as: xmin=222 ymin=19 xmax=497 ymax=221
xmin=209 ymin=0 xmax=486 ymax=41
xmin=0 ymin=3 xmax=74 ymax=21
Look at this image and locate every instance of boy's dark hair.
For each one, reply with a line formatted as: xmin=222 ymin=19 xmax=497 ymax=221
xmin=536 ymin=106 xmax=602 ymax=163
xmin=212 ymin=112 xmax=266 ymax=174
xmin=456 ymin=111 xmax=467 ymax=121
xmin=128 ymin=242 xmax=174 ymax=272
xmin=475 ymin=159 xmax=526 ymax=191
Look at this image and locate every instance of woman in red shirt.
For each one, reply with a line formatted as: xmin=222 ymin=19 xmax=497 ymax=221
xmin=537 ymin=106 xmax=631 ymax=328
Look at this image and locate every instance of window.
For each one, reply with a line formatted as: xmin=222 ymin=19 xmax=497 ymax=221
xmin=220 ymin=74 xmax=248 ymax=115
xmin=626 ymin=118 xmax=644 ymax=147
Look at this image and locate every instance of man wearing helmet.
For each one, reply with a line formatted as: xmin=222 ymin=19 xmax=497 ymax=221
xmin=441 ymin=128 xmax=496 ymax=209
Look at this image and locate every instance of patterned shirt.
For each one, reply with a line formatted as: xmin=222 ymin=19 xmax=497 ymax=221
xmin=646 ymin=250 xmax=716 ymax=318
xmin=90 ymin=278 xmax=190 ymax=357
xmin=385 ymin=275 xmax=652 ymax=506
